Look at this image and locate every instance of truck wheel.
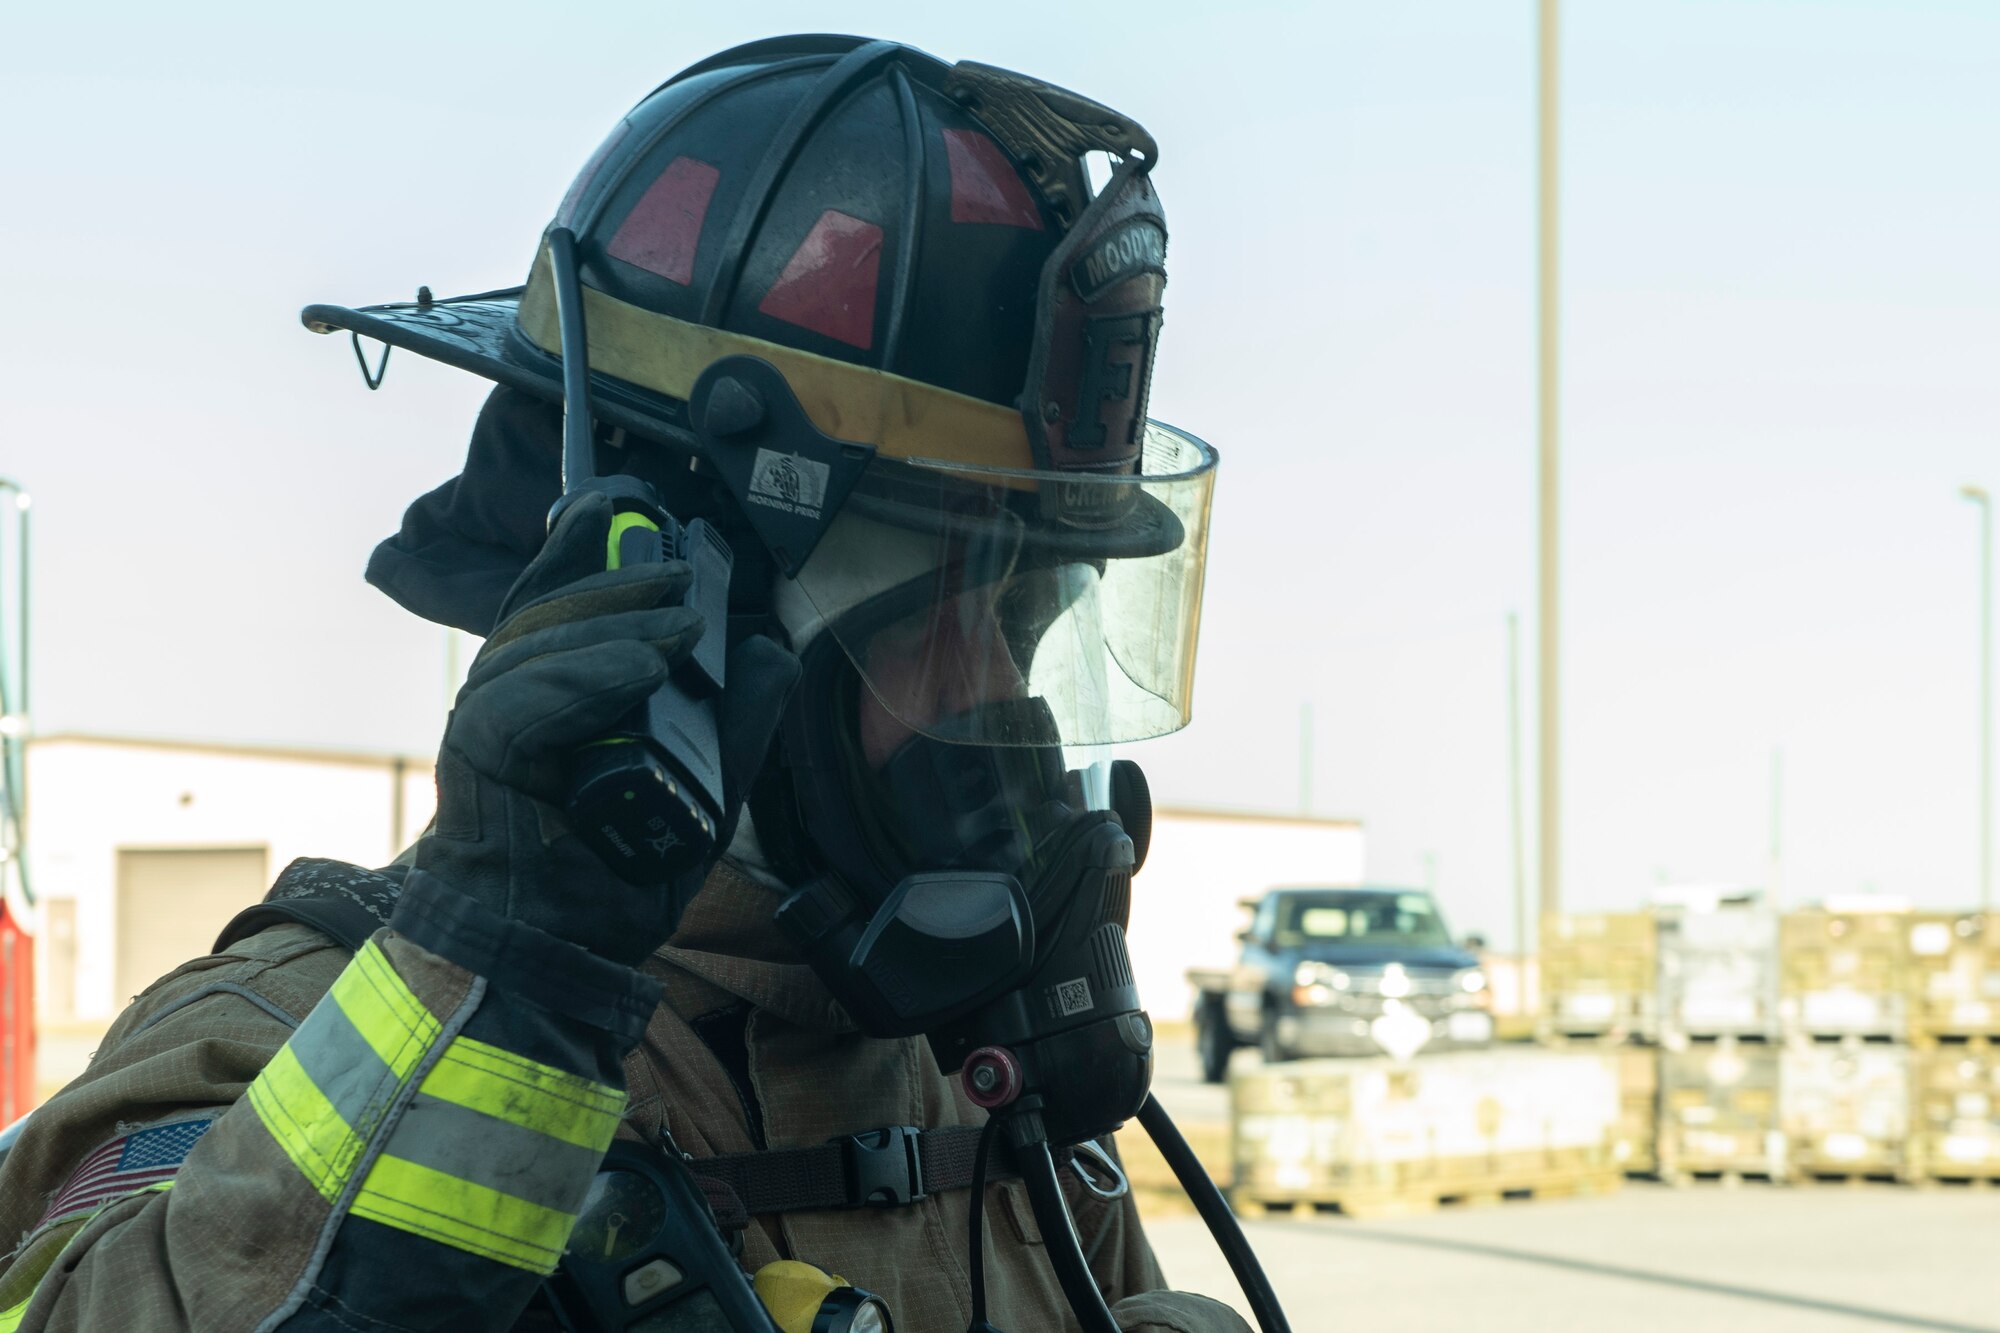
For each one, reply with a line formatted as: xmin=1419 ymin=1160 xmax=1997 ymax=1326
xmin=1195 ymin=998 xmax=1233 ymax=1084
xmin=1259 ymin=1011 xmax=1292 ymax=1065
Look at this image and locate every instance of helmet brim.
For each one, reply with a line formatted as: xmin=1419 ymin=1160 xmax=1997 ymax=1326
xmin=302 ymin=290 xmax=702 ymax=453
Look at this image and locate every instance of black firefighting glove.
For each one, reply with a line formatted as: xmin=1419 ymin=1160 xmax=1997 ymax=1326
xmin=416 ymin=488 xmax=799 ymax=966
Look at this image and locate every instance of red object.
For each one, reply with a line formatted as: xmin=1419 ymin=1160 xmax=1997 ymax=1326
xmin=943 ymin=129 xmax=1044 ymax=230
xmin=0 ymin=902 xmax=33 ymax=1124
xmin=607 ymin=154 xmax=721 ymax=285
xmin=961 ymin=1044 xmax=1022 ymax=1109
xmin=757 ymin=210 xmax=884 ymax=349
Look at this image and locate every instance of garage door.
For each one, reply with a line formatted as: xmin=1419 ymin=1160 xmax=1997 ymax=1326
xmin=115 ymin=847 xmax=269 ymax=1004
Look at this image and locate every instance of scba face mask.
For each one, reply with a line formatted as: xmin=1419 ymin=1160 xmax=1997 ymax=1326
xmin=770 ymin=638 xmax=1163 ymax=1149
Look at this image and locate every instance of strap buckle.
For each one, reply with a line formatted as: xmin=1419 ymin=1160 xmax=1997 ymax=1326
xmin=834 ymin=1125 xmax=925 ymax=1207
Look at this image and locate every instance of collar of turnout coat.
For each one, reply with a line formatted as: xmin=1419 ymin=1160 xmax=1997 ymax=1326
xmin=254 ymin=855 xmax=855 ymax=1034
xmin=658 ymin=861 xmax=855 ymax=1034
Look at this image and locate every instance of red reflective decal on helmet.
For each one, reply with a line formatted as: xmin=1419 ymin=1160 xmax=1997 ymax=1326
xmin=555 ymin=119 xmax=634 ymax=228
xmin=606 ymin=155 xmax=721 ymax=286
xmin=757 ymin=210 xmax=884 ymax=350
xmin=942 ymin=129 xmax=1044 ymax=230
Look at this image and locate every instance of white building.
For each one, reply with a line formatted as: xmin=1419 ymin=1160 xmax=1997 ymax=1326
xmin=20 ymin=735 xmax=1362 ymax=1092
xmin=26 ymin=734 xmax=435 ymax=1037
xmin=1127 ymin=807 xmax=1366 ymax=1021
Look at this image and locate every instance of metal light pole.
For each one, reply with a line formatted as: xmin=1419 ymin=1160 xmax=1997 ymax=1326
xmin=1769 ymin=746 xmax=1784 ymax=908
xmin=1965 ymin=484 xmax=1992 ymax=910
xmin=1507 ymin=611 xmax=1528 ymax=982
xmin=1537 ymin=0 xmax=1563 ymax=920
xmin=1297 ymin=700 xmax=1315 ymax=816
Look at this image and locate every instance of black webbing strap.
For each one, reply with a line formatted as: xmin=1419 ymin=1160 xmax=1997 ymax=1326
xmin=216 ymin=897 xmax=386 ymax=955
xmin=690 ymin=1125 xmax=1074 ymax=1218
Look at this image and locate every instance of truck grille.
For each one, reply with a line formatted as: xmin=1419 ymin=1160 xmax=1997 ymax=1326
xmin=1340 ymin=969 xmax=1463 ymax=1018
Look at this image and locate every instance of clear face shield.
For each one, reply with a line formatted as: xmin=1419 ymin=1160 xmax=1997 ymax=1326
xmin=773 ymin=421 xmax=1215 ymax=874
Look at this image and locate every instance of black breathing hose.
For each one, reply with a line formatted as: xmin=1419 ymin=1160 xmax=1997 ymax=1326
xmin=1137 ymin=1093 xmax=1293 ymax=1333
xmin=1016 ymin=1138 xmax=1122 ymax=1333
xmin=966 ymin=1115 xmax=999 ymax=1330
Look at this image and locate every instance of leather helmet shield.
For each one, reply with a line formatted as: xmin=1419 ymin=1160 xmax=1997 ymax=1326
xmin=1022 ymin=167 xmax=1168 ymax=494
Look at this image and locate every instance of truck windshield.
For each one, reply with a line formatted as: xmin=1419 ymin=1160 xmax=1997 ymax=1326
xmin=1275 ymin=891 xmax=1453 ymax=948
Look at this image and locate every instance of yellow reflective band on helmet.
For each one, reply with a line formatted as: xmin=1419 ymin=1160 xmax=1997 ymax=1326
xmin=419 ymin=1034 xmax=624 ymax=1153
xmin=519 ymin=246 xmax=1036 ymax=472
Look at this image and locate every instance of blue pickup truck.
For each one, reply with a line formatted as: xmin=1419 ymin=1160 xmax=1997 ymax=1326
xmin=1187 ymin=886 xmax=1493 ymax=1082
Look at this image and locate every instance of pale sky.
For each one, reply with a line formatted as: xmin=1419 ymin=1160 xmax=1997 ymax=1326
xmin=2 ymin=1 xmax=1995 ymax=948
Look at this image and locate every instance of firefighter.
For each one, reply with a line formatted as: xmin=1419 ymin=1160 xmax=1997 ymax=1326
xmin=0 ymin=37 xmax=1245 ymax=1333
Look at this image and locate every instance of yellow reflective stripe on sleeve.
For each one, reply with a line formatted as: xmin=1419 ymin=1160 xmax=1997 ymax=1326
xmin=335 ymin=941 xmax=441 ymax=1074
xmin=246 ymin=1044 xmax=366 ymax=1201
xmin=246 ymin=943 xmax=621 ymax=1276
xmin=419 ymin=1035 xmax=623 ymax=1152
xmin=0 ymin=1182 xmax=178 ymax=1330
xmin=248 ymin=940 xmax=448 ymax=1201
xmin=351 ymin=1153 xmax=576 ymax=1274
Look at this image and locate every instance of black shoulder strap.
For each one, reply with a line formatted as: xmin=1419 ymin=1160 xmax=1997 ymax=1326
xmin=689 ymin=1126 xmax=1095 ymax=1219
xmin=214 ymin=857 xmax=409 ymax=955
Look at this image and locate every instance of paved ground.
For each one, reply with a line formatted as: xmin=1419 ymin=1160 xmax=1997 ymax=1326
xmin=1147 ymin=1184 xmax=2000 ymax=1333
xmin=1142 ymin=1030 xmax=1999 ymax=1333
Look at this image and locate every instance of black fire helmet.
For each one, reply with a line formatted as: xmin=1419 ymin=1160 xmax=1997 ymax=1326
xmin=310 ymin=35 xmax=1219 ymax=765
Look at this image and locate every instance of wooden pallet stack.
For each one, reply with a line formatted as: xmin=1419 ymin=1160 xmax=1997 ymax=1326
xmin=1659 ymin=900 xmax=1782 ymax=1041
xmin=1779 ymin=1042 xmax=1911 ymax=1182
xmin=1538 ymin=912 xmax=1658 ymax=1043
xmin=1229 ymin=1049 xmax=1623 ymax=1218
xmin=1912 ymin=1041 xmax=2000 ymax=1185
xmin=1532 ymin=911 xmax=1661 ymax=1176
xmin=1657 ymin=1035 xmax=1783 ymax=1184
xmin=1776 ymin=907 xmax=1917 ymax=1182
xmin=1780 ymin=908 xmax=1910 ymax=1041
xmin=1654 ymin=899 xmax=1784 ymax=1183
xmin=1906 ymin=912 xmax=2000 ymax=1185
xmin=1609 ymin=1044 xmax=1659 ymax=1176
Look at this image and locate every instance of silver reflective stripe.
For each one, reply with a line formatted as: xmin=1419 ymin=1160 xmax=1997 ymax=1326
xmin=387 ymin=1093 xmax=608 ymax=1216
xmin=253 ymin=978 xmax=486 ymax=1333
xmin=287 ymin=994 xmax=403 ymax=1136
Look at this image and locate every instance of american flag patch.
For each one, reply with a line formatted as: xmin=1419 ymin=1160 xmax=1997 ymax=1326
xmin=42 ymin=1117 xmax=215 ymax=1224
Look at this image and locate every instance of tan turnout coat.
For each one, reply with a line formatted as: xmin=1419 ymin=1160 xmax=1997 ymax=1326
xmin=0 ymin=861 xmax=1246 ymax=1333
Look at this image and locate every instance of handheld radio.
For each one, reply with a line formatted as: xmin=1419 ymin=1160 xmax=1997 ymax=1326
xmin=543 ymin=227 xmax=733 ymax=887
